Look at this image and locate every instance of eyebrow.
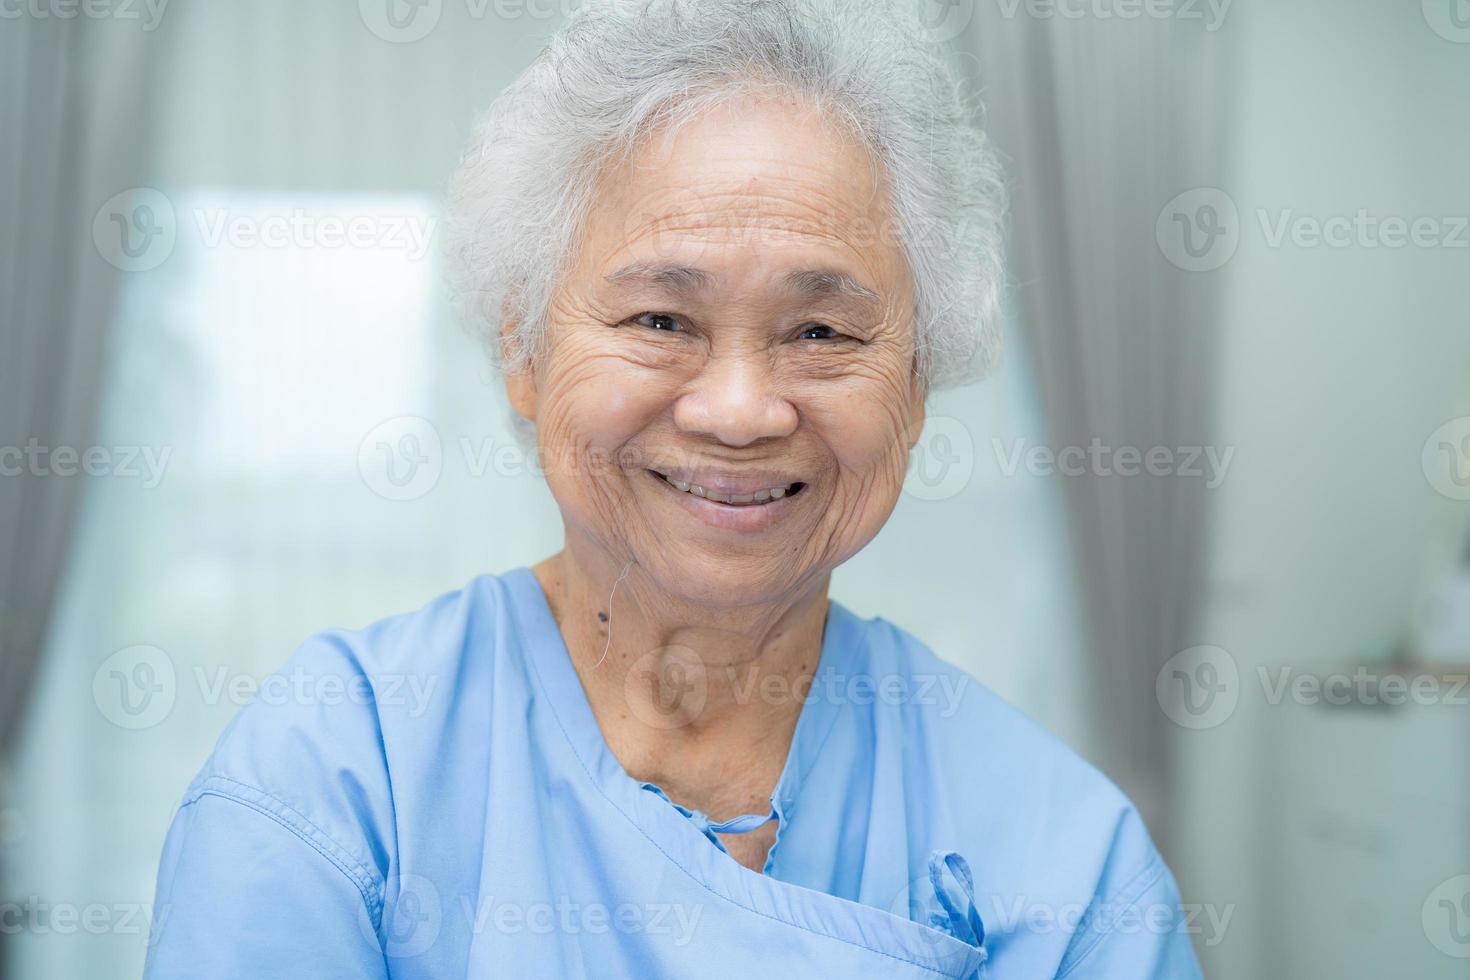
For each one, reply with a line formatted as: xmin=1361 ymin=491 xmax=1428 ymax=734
xmin=605 ymin=262 xmax=716 ymax=295
xmin=781 ymin=268 xmax=881 ymax=304
xmin=605 ymin=262 xmax=880 ymax=305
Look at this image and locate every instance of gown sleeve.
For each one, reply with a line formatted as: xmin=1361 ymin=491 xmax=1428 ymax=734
xmin=1050 ymin=851 xmax=1204 ymax=980
xmin=142 ymin=791 xmax=391 ymax=980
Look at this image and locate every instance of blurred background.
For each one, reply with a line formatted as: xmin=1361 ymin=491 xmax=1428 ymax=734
xmin=2 ymin=0 xmax=1468 ymax=977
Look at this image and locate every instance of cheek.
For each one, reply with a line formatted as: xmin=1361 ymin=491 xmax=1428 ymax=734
xmin=835 ymin=400 xmax=912 ymax=476
xmin=533 ymin=346 xmax=679 ymax=485
xmin=798 ymin=378 xmax=919 ymax=561
xmin=805 ymin=369 xmax=919 ymax=492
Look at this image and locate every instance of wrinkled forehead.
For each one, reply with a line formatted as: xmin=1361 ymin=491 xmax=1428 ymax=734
xmin=571 ymin=94 xmax=912 ymax=301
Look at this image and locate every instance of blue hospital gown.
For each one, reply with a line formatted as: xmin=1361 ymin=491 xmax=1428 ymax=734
xmin=143 ymin=568 xmax=1203 ymax=978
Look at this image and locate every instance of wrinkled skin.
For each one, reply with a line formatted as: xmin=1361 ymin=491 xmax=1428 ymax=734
xmin=507 ymin=92 xmax=926 ymax=872
xmin=509 ymin=92 xmax=925 ymax=607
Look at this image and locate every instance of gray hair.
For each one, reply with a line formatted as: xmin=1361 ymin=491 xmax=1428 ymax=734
xmin=445 ymin=0 xmax=1007 ymax=391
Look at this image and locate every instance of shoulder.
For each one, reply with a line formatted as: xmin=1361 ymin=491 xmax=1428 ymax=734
xmin=843 ymin=604 xmax=1133 ymax=818
xmin=178 ymin=570 xmax=527 ymax=881
xmin=838 ymin=605 xmax=1185 ymax=966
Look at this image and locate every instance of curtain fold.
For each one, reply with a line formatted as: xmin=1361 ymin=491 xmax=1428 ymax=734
xmin=967 ymin=11 xmax=1231 ymax=842
xmin=0 ymin=20 xmax=151 ymax=768
xmin=1 ymin=21 xmax=152 ymax=964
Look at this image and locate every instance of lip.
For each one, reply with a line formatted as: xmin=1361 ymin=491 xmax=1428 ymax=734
xmin=642 ymin=468 xmax=805 ymax=532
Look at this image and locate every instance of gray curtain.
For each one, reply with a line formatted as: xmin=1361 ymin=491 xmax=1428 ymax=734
xmin=0 ymin=20 xmax=151 ymax=770
xmin=967 ymin=12 xmax=1231 ymax=841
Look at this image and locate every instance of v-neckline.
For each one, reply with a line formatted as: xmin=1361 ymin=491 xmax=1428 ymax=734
xmin=504 ymin=565 xmax=848 ymax=875
xmin=499 ymin=567 xmax=987 ymax=978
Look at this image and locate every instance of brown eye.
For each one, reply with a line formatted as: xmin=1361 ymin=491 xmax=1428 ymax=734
xmin=798 ymin=322 xmax=837 ymax=340
xmin=632 ymin=312 xmax=683 ymax=332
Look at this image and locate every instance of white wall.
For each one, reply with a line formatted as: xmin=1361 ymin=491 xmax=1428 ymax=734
xmin=1172 ymin=2 xmax=1470 ymax=976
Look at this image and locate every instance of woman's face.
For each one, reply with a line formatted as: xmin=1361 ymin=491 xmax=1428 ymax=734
xmin=508 ymin=93 xmax=924 ymax=607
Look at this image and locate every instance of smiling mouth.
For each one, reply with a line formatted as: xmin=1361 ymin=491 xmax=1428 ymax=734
xmin=648 ymin=469 xmax=806 ymax=506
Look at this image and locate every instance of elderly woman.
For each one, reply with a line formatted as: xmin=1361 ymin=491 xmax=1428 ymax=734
xmin=144 ymin=1 xmax=1199 ymax=978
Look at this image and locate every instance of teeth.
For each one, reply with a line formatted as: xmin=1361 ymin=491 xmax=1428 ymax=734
xmin=657 ymin=471 xmax=796 ymax=504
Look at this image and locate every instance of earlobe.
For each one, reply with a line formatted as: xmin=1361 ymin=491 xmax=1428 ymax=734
xmin=505 ymin=367 xmax=537 ymax=423
xmin=499 ymin=294 xmax=537 ymax=423
xmin=907 ymin=374 xmax=928 ymax=450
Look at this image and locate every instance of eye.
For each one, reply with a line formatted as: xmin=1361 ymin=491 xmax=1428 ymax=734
xmin=628 ymin=312 xmax=684 ymax=332
xmin=798 ymin=322 xmax=839 ymax=341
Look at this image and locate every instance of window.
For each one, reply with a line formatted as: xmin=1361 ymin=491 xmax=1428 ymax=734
xmin=6 ymin=189 xmax=1081 ymax=978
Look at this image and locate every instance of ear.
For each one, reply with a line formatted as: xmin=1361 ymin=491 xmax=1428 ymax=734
xmin=499 ymin=296 xmax=538 ymax=424
xmin=505 ymin=366 xmax=537 ymax=425
xmin=906 ymin=367 xmax=928 ymax=450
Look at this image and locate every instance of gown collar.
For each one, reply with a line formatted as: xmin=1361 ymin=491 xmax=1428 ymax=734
xmin=502 ymin=564 xmax=851 ymax=857
xmin=500 ymin=566 xmax=987 ymax=978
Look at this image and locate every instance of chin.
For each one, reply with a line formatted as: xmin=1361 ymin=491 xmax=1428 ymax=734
xmin=638 ymin=549 xmax=821 ymax=611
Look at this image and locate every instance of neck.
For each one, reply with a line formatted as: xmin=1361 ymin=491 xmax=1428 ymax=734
xmin=532 ymin=541 xmax=829 ymax=821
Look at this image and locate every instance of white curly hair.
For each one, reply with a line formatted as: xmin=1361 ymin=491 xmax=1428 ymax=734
xmin=445 ymin=0 xmax=1007 ymax=392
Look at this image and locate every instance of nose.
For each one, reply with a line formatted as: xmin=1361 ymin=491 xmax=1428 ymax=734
xmin=672 ymin=354 xmax=798 ymax=447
